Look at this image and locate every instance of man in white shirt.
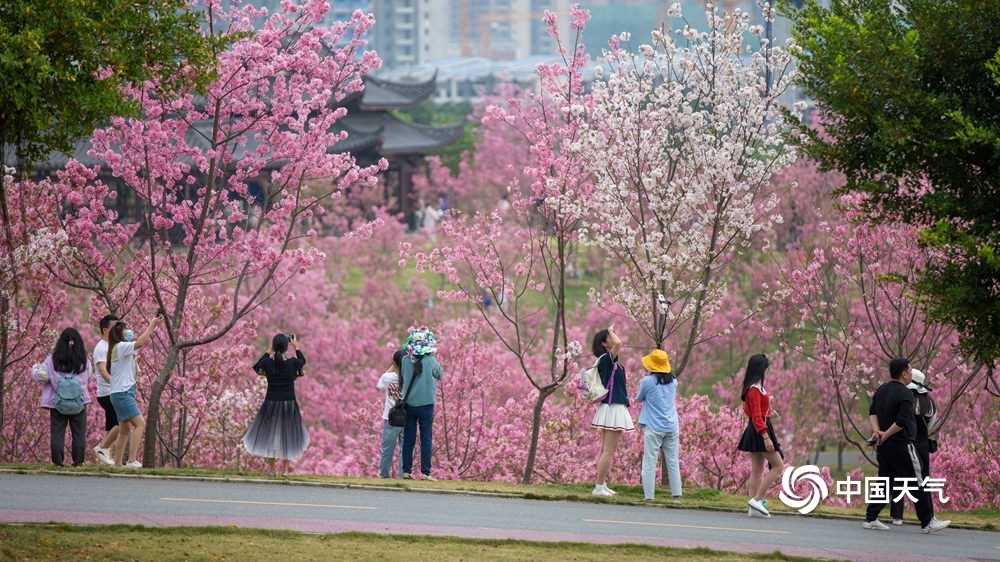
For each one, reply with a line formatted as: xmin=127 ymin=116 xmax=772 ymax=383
xmin=92 ymin=315 xmax=119 ymax=465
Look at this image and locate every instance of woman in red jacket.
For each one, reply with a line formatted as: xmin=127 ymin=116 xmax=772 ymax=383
xmin=737 ymin=353 xmax=784 ymax=518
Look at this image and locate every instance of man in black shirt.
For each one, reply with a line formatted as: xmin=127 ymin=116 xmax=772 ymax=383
xmin=863 ymin=357 xmax=950 ymax=533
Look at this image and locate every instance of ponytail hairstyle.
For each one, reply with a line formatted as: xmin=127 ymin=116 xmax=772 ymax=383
xmin=107 ymin=321 xmax=127 ymax=361
xmin=591 ymin=329 xmax=610 ymax=358
xmin=392 ymin=349 xmax=404 ymax=371
xmin=272 ymin=333 xmax=290 ymax=369
xmin=402 ymin=327 xmax=438 ymax=379
xmin=52 ymin=327 xmax=87 ymax=374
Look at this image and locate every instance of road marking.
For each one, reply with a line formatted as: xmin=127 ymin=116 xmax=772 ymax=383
xmin=584 ymin=518 xmax=791 ymax=535
xmin=160 ymin=498 xmax=375 ymax=510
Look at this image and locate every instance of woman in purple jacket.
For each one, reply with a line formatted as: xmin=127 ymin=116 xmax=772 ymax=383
xmin=31 ymin=328 xmax=93 ymax=466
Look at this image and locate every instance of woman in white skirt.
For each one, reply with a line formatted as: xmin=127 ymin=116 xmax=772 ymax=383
xmin=590 ymin=324 xmax=634 ymax=496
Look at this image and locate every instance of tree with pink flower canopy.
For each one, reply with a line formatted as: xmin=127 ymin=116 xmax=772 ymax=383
xmin=31 ymin=0 xmax=385 ymax=466
xmin=403 ymin=4 xmax=595 ymax=484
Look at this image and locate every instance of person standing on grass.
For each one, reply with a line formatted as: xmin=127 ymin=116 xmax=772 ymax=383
xmin=376 ymin=350 xmax=405 ymax=478
xmin=635 ymin=349 xmax=681 ymax=503
xmin=889 ymin=368 xmax=937 ymax=526
xmin=590 ymin=324 xmax=634 ymax=497
xmin=92 ymin=314 xmax=120 ymax=466
xmin=399 ymin=327 xmax=444 ymax=481
xmin=863 ymin=358 xmax=949 ymax=534
xmin=108 ymin=315 xmax=163 ymax=468
xmin=243 ymin=333 xmax=310 ymax=476
xmin=31 ymin=328 xmax=93 ymax=467
xmin=737 ymin=353 xmax=784 ymax=518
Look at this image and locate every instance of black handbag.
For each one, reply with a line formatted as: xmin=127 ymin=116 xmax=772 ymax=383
xmin=387 ymin=365 xmax=419 ymax=428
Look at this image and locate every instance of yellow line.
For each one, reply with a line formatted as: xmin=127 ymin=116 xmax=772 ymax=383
xmin=160 ymin=497 xmax=375 ymax=510
xmin=583 ymin=518 xmax=791 ymax=535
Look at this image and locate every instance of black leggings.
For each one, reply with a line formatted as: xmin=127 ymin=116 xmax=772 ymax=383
xmin=50 ymin=407 xmax=87 ymax=466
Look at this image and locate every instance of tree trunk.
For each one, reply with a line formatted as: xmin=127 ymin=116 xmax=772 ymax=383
xmin=143 ymin=346 xmax=181 ymax=466
xmin=0 ymin=297 xmax=8 ymax=455
xmin=521 ymin=387 xmax=555 ymax=485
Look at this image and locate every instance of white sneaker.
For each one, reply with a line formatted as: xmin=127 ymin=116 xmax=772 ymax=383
xmin=922 ymin=518 xmax=950 ymax=534
xmin=125 ymin=460 xmax=142 ymax=469
xmin=93 ymin=446 xmax=114 ymax=466
xmin=592 ymin=485 xmax=613 ymax=497
xmin=747 ymin=498 xmax=770 ymax=517
xmin=863 ymin=519 xmax=890 ymax=530
xmin=748 ymin=507 xmax=771 ymax=518
xmin=892 ymin=518 xmax=903 ymax=526
xmin=603 ymin=483 xmax=617 ymax=495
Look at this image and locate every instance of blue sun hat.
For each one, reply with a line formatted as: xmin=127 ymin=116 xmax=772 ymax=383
xmin=404 ymin=326 xmax=439 ymax=356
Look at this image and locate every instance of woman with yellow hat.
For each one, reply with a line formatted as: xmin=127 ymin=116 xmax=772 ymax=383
xmin=635 ymin=348 xmax=682 ymax=502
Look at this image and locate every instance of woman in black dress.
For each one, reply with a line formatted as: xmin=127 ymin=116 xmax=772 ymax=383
xmin=243 ymin=333 xmax=309 ymax=476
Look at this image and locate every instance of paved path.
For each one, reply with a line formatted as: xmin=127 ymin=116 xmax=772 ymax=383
xmin=1 ymin=473 xmax=997 ymax=561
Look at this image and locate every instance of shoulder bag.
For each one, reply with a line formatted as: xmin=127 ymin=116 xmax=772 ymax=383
xmin=388 ymin=362 xmax=420 ymax=427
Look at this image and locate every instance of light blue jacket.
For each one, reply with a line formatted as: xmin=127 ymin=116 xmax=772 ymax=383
xmin=399 ymin=354 xmax=443 ymax=407
xmin=635 ymin=374 xmax=679 ymax=433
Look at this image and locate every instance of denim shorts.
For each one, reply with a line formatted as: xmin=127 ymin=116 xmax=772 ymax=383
xmin=109 ymin=386 xmax=140 ymax=423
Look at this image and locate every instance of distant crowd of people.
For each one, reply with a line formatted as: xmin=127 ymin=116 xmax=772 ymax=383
xmin=580 ymin=326 xmax=949 ymax=534
xmin=32 ymin=313 xmax=949 ymax=533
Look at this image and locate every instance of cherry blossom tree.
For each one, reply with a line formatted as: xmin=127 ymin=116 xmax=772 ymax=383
xmin=403 ymin=5 xmax=595 ymax=484
xmin=48 ymin=0 xmax=385 ymax=466
xmin=576 ymin=4 xmax=799 ymax=374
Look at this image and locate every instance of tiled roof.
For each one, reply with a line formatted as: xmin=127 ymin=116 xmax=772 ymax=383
xmin=357 ymin=74 xmax=438 ymax=109
xmin=22 ymin=74 xmax=458 ymax=172
xmin=332 ymin=113 xmax=464 ymax=155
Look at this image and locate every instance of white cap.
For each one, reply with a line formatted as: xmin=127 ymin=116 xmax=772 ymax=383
xmin=907 ymin=369 xmax=930 ymax=394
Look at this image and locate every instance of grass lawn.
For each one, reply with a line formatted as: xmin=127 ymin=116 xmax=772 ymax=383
xmin=0 ymin=525 xmax=827 ymax=562
xmin=2 ymin=463 xmax=996 ymax=531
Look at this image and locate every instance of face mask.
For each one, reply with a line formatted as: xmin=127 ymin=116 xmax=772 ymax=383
xmin=123 ymin=329 xmax=135 ymax=342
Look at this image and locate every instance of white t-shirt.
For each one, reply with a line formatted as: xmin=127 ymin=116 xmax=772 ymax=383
xmin=93 ymin=339 xmax=110 ymax=397
xmin=109 ymin=342 xmax=138 ymax=394
xmin=376 ymin=370 xmax=401 ymax=420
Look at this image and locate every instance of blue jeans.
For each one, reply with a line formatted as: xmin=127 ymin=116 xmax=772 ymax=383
xmin=402 ymin=403 xmax=434 ymax=476
xmin=641 ymin=428 xmax=681 ymax=499
xmin=379 ymin=420 xmax=404 ymax=478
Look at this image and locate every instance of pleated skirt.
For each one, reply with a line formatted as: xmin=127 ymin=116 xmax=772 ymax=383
xmin=737 ymin=418 xmax=782 ymax=455
xmin=591 ymin=403 xmax=635 ymax=432
xmin=242 ymin=399 xmax=310 ymax=460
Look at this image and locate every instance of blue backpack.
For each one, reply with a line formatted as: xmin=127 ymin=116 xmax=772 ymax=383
xmin=54 ymin=375 xmax=84 ymax=415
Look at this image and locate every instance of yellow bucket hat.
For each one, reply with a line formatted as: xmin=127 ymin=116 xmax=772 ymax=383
xmin=641 ymin=349 xmax=672 ymax=373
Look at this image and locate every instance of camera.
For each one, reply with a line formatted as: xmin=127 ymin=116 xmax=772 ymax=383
xmin=284 ymin=333 xmax=296 ymax=341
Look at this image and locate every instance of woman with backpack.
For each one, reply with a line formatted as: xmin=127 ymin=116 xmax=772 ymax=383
xmin=31 ymin=327 xmax=93 ymax=467
xmin=590 ymin=325 xmax=634 ymax=496
xmin=242 ymin=333 xmax=310 ymax=477
xmin=399 ymin=327 xmax=444 ymax=481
